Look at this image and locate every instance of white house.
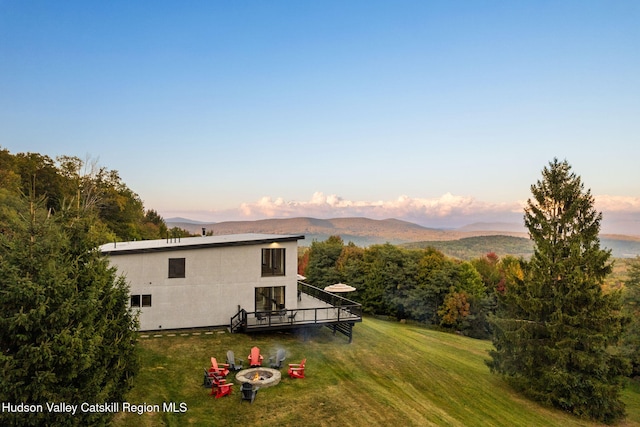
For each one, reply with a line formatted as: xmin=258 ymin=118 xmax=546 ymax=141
xmin=99 ymin=233 xmax=304 ymax=331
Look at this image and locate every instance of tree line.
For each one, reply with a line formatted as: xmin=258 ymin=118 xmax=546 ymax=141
xmin=0 ymin=148 xmax=198 ymax=243
xmin=301 ymin=236 xmax=523 ymax=339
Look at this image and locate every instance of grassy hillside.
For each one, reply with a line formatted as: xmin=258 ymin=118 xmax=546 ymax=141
xmin=403 ymin=235 xmax=640 ymax=260
xmin=113 ymin=318 xmax=640 ymax=427
xmin=403 ymin=235 xmax=535 ymax=260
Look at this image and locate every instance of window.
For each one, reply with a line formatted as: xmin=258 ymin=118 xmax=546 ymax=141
xmin=131 ymin=294 xmax=152 ymax=307
xmin=262 ymin=248 xmax=285 ymax=276
xmin=141 ymin=294 xmax=152 ymax=307
xmin=131 ymin=295 xmax=140 ymax=307
xmin=255 ymin=286 xmax=285 ymax=312
xmin=168 ymin=258 xmax=185 ymax=278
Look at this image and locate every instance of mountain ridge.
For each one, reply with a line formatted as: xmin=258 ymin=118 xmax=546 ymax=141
xmin=165 ymin=216 xmax=640 ymax=258
xmin=166 ymin=216 xmax=528 ymax=243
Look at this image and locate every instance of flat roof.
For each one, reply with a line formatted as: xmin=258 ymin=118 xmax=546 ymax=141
xmin=99 ymin=233 xmax=305 ymax=255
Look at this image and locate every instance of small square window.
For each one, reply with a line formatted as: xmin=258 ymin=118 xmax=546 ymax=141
xmin=142 ymin=294 xmax=152 ymax=307
xmin=169 ymin=258 xmax=186 ymax=278
xmin=131 ymin=295 xmax=141 ymax=307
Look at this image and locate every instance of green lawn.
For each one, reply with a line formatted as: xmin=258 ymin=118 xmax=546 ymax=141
xmin=114 ymin=318 xmax=640 ymax=427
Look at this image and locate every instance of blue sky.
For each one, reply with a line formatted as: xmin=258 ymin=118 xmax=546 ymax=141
xmin=2 ymin=1 xmax=640 ymax=233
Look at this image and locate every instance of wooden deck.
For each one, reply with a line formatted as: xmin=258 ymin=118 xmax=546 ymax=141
xmin=230 ymin=282 xmax=362 ymax=342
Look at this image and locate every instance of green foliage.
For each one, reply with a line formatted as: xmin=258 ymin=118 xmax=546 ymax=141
xmin=304 ymin=238 xmax=497 ymax=337
xmin=167 ymin=226 xmax=198 ymax=238
xmin=0 ymin=148 xmax=168 ymax=242
xmin=359 ymin=243 xmax=419 ymax=318
xmin=488 ymin=159 xmax=630 ymax=423
xmin=405 ymin=234 xmax=640 ymax=262
xmin=142 ymin=209 xmax=168 ymax=240
xmin=12 ymin=152 xmax=66 ymax=213
xmin=304 ymin=235 xmax=345 ymax=289
xmin=404 ymin=235 xmax=534 ymax=260
xmin=0 ymin=191 xmax=139 ymax=426
xmin=622 ymin=256 xmax=640 ymax=377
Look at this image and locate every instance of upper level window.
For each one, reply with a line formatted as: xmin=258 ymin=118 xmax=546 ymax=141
xmin=262 ymin=248 xmax=285 ymax=276
xmin=169 ymin=258 xmax=186 ymax=278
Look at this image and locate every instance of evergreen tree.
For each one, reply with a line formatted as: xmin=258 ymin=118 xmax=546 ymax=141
xmin=622 ymin=257 xmax=640 ymax=377
xmin=488 ymin=159 xmax=629 ymax=423
xmin=0 ymin=190 xmax=138 ymax=426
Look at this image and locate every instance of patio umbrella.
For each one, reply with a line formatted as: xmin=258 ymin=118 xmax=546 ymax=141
xmin=324 ymin=283 xmax=356 ymax=293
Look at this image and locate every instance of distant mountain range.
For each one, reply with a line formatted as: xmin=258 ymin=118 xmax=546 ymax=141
xmin=165 ymin=217 xmax=640 ymax=259
xmin=165 ymin=217 xmax=527 ymax=243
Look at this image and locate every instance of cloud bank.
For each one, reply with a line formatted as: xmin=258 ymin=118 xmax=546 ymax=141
xmin=594 ymin=195 xmax=640 ymax=212
xmin=237 ymin=192 xmax=524 ymax=228
xmin=163 ymin=193 xmax=640 ymax=235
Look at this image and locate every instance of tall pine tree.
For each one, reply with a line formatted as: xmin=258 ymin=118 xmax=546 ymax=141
xmin=0 ymin=189 xmax=138 ymax=426
xmin=488 ymin=159 xmax=629 ymax=423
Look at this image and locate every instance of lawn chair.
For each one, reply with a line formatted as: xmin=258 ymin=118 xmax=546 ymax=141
xmin=204 ymin=368 xmax=227 ymax=387
xmin=256 ymin=312 xmax=267 ymax=324
xmin=288 ymin=358 xmax=306 ymax=379
xmin=240 ymin=383 xmax=258 ymax=404
xmin=210 ymin=376 xmax=233 ymax=398
xmin=269 ymin=349 xmax=286 ymax=369
xmin=288 ymin=310 xmax=298 ymax=324
xmin=210 ymin=357 xmax=230 ymax=377
xmin=203 ymin=368 xmax=215 ymax=387
xmin=248 ymin=346 xmax=264 ymax=367
xmin=226 ymin=350 xmax=243 ymax=371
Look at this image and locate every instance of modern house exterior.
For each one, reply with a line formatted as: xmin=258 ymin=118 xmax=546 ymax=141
xmin=99 ymin=233 xmax=361 ymax=340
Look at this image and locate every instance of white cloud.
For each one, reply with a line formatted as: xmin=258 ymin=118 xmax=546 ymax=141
xmin=594 ymin=195 xmax=640 ymax=212
xmin=237 ymin=192 xmax=522 ymax=226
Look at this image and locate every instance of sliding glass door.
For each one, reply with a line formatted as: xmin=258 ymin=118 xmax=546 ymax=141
xmin=255 ymin=286 xmax=285 ymax=312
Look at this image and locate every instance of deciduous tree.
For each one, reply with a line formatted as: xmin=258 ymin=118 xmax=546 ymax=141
xmin=438 ymin=288 xmax=470 ymax=328
xmin=304 ymin=236 xmax=345 ymax=288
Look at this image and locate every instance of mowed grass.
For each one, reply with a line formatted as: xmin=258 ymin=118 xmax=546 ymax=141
xmin=113 ymin=318 xmax=640 ymax=427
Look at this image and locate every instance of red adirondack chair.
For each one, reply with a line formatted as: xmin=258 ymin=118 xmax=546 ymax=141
xmin=288 ymin=358 xmax=306 ymax=379
xmin=209 ymin=376 xmax=233 ymax=398
xmin=210 ymin=357 xmax=230 ymax=377
xmin=248 ymin=346 xmax=264 ymax=367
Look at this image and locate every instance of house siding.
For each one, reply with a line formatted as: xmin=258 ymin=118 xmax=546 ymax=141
xmin=102 ymin=236 xmax=301 ymax=331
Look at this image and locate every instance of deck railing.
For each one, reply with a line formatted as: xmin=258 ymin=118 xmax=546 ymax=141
xmin=230 ymin=309 xmax=247 ymax=333
xmin=297 ymin=281 xmax=362 ymax=318
xmin=229 ymin=281 xmax=362 ymax=333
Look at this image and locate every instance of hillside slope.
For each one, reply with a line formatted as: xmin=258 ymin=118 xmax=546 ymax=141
xmin=114 ymin=317 xmax=640 ymax=427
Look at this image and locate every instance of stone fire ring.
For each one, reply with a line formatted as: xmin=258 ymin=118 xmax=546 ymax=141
xmin=235 ymin=367 xmax=281 ymax=388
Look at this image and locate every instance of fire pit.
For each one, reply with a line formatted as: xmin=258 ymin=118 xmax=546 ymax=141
xmin=235 ymin=367 xmax=281 ymax=388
